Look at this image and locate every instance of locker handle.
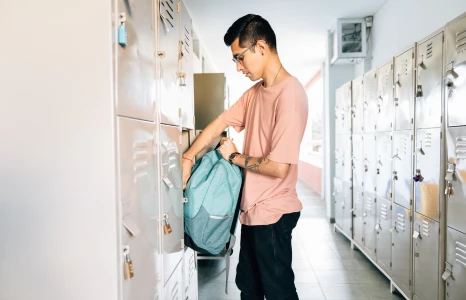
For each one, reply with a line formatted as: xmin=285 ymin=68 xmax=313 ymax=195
xmin=363 ymin=212 xmax=367 ymax=217
xmin=163 ymin=176 xmax=174 ymax=189
xmin=441 ymin=270 xmax=452 ymax=281
xmin=390 ymin=225 xmax=398 ymax=233
xmin=413 ymin=231 xmax=421 ymax=239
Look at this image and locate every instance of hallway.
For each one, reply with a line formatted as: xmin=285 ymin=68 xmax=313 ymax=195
xmin=197 ymin=181 xmax=404 ymax=300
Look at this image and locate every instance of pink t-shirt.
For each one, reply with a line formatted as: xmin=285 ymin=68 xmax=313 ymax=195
xmin=219 ymin=76 xmax=308 ymax=225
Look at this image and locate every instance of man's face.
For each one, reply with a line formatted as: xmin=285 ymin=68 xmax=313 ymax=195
xmin=231 ymin=38 xmax=264 ymax=81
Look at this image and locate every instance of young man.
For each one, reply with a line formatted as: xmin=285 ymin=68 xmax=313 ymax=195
xmin=182 ymin=14 xmax=308 ymax=300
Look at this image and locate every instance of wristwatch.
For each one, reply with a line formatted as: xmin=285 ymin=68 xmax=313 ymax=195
xmin=228 ymin=152 xmax=241 ymax=164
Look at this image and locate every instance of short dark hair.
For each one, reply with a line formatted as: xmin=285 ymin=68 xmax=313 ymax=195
xmin=224 ymin=14 xmax=277 ymax=52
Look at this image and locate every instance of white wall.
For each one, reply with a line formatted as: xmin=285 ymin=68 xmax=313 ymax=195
xmin=371 ymin=0 xmax=466 ymax=68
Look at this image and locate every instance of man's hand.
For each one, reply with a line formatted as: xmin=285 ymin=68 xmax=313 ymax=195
xmin=218 ymin=137 xmax=238 ymax=161
xmin=182 ymin=156 xmax=194 ymax=190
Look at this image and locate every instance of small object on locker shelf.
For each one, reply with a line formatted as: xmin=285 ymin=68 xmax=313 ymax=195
xmin=413 ymin=231 xmax=421 ymax=239
xmin=118 ymin=13 xmax=127 ymax=47
xmin=416 ymin=85 xmax=423 ymax=97
xmin=123 ymin=248 xmax=134 ymax=280
xmin=163 ymin=214 xmax=172 ymax=235
xmin=413 ymin=169 xmax=424 ymax=182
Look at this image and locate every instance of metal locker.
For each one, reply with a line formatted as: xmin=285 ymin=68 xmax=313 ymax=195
xmin=335 ymin=88 xmax=343 ymax=135
xmin=341 ymin=81 xmax=353 ymax=135
xmin=159 ymin=0 xmax=181 ymax=126
xmin=413 ymin=214 xmax=439 ymax=300
xmin=363 ymin=134 xmax=377 ymax=193
xmin=444 ymin=227 xmax=466 ymax=300
xmin=343 ymin=181 xmax=353 ymax=236
xmin=118 ymin=117 xmax=160 ymax=300
xmin=392 ymin=204 xmax=412 ymax=297
xmin=334 ymin=178 xmax=344 ymax=228
xmin=445 ymin=126 xmax=466 ymax=234
xmin=394 ymin=47 xmax=415 ymax=131
xmin=353 ymin=187 xmax=364 ymax=247
xmin=343 ymin=134 xmax=353 ymax=183
xmin=184 ymin=248 xmax=198 ymax=300
xmin=414 ymin=128 xmax=442 ymax=221
xmin=179 ymin=1 xmax=194 ymax=130
xmin=353 ymin=134 xmax=364 ymax=188
xmin=160 ymin=124 xmax=184 ymax=284
xmin=335 ymin=135 xmax=344 ymax=180
xmin=445 ymin=14 xmax=466 ymax=127
xmin=417 ymin=32 xmax=444 ymax=129
xmin=352 ymin=76 xmax=364 ymax=134
xmin=376 ymin=198 xmax=392 ymax=275
xmin=164 ymin=260 xmax=183 ymax=300
xmin=364 ymin=69 xmax=378 ymax=133
xmin=376 ymin=61 xmax=394 ymax=132
xmin=376 ymin=132 xmax=393 ymax=200
xmin=363 ymin=192 xmax=377 ymax=260
xmin=116 ymin=0 xmax=156 ymax=122
xmin=393 ymin=130 xmax=413 ymax=209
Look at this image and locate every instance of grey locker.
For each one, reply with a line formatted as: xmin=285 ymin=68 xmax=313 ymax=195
xmin=341 ymin=81 xmax=353 ymax=135
xmin=184 ymin=248 xmax=198 ymax=300
xmin=414 ymin=128 xmax=442 ymax=221
xmin=116 ymin=0 xmax=156 ymax=122
xmin=392 ymin=204 xmax=412 ymax=297
xmin=353 ymin=134 xmax=364 ymax=188
xmin=159 ymin=0 xmax=181 ymax=126
xmin=413 ymin=214 xmax=439 ymax=300
xmin=394 ymin=47 xmax=415 ymax=131
xmin=335 ymin=88 xmax=344 ymax=135
xmin=444 ymin=227 xmax=466 ymax=300
xmin=364 ymin=69 xmax=378 ymax=133
xmin=376 ymin=61 xmax=394 ymax=132
xmin=118 ymin=117 xmax=160 ymax=300
xmin=343 ymin=181 xmax=353 ymax=236
xmin=353 ymin=187 xmax=364 ymax=247
xmin=363 ymin=134 xmax=377 ymax=193
xmin=393 ymin=130 xmax=413 ymax=209
xmin=335 ymin=135 xmax=344 ymax=180
xmin=417 ymin=32 xmax=444 ymax=129
xmin=376 ymin=198 xmax=392 ymax=275
xmin=179 ymin=1 xmax=194 ymax=129
xmin=160 ymin=124 xmax=184 ymax=285
xmin=376 ymin=132 xmax=393 ymax=200
xmin=164 ymin=261 xmax=183 ymax=300
xmin=343 ymin=134 xmax=353 ymax=182
xmin=352 ymin=76 xmax=364 ymax=134
xmin=445 ymin=126 xmax=466 ymax=234
xmin=445 ymin=14 xmax=466 ymax=127
xmin=334 ymin=178 xmax=344 ymax=228
xmin=363 ymin=192 xmax=377 ymax=260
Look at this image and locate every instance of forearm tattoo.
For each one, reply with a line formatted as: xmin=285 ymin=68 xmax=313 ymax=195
xmin=239 ymin=155 xmax=271 ymax=174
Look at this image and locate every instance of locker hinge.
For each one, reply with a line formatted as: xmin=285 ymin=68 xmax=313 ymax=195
xmin=411 ymin=135 xmax=414 ymax=141
xmin=375 ymin=249 xmax=377 ymax=254
xmin=412 ymin=52 xmax=415 ymax=59
xmin=390 ymin=192 xmax=392 ymax=198
xmin=440 ymin=131 xmax=443 ymax=139
xmin=390 ymin=262 xmax=392 ymax=267
xmin=410 ymin=216 xmax=413 ymax=222
xmin=409 ymin=279 xmax=412 ymax=287
xmin=410 ymin=199 xmax=413 ymax=206
xmin=177 ymin=2 xmax=181 ymax=12
xmin=362 ymin=237 xmax=365 ymax=242
xmin=181 ymin=238 xmax=185 ymax=249
xmin=193 ymin=115 xmax=195 ymax=125
xmin=442 ymin=35 xmax=445 ymax=43
xmin=179 ymin=108 xmax=182 ymax=119
xmin=441 ymin=116 xmax=443 ymax=124
xmin=391 ymin=136 xmax=393 ymax=140
xmin=411 ymin=118 xmax=414 ymax=124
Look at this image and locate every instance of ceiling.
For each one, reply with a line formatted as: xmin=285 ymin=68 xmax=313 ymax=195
xmin=183 ymin=0 xmax=389 ymax=85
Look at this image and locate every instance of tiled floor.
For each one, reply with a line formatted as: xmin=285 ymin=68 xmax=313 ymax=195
xmin=197 ymin=181 xmax=405 ymax=300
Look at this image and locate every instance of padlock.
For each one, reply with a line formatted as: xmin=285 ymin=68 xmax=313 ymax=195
xmin=416 ymin=85 xmax=423 ymax=97
xmin=413 ymin=169 xmax=424 ymax=182
xmin=123 ymin=248 xmax=134 ymax=280
xmin=163 ymin=214 xmax=172 ymax=235
xmin=445 ymin=183 xmax=454 ymax=197
xmin=118 ymin=13 xmax=127 ymax=47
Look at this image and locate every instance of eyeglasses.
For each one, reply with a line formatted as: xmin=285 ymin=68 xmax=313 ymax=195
xmin=232 ymin=44 xmax=255 ymax=65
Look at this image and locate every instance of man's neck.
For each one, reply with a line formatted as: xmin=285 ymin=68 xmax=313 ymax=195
xmin=262 ymin=57 xmax=283 ymax=88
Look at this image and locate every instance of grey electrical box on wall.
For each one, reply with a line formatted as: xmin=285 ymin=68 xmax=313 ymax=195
xmin=330 ymin=18 xmax=367 ymax=65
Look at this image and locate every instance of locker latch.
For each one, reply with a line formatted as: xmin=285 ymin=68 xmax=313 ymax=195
xmin=442 ymin=262 xmax=453 ymax=281
xmin=390 ymin=224 xmax=398 ymax=233
xmin=413 ymin=230 xmax=421 ymax=240
xmin=445 ymin=163 xmax=457 ymax=182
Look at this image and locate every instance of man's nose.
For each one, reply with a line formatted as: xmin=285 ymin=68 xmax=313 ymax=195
xmin=236 ymin=62 xmax=244 ymax=72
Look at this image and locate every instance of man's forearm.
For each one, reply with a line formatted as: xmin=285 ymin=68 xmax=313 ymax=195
xmin=183 ymin=118 xmax=227 ymax=159
xmin=232 ymin=155 xmax=289 ymax=179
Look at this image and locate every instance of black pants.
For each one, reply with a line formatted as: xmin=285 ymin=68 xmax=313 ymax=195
xmin=235 ymin=212 xmax=300 ymax=300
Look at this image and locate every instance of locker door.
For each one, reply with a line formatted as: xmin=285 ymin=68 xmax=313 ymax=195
xmin=184 ymin=248 xmax=198 ymax=300
xmin=394 ymin=47 xmax=415 ymax=131
xmin=343 ymin=181 xmax=353 ymax=236
xmin=364 ymin=69 xmax=378 ymax=133
xmin=392 ymin=204 xmax=412 ymax=297
xmin=376 ymin=132 xmax=393 ymax=200
xmin=353 ymin=187 xmax=364 ymax=247
xmin=393 ymin=130 xmax=413 ymax=209
xmin=444 ymin=227 xmax=466 ymax=300
xmin=335 ymin=88 xmax=344 ymax=135
xmin=116 ymin=0 xmax=156 ymax=122
xmin=414 ymin=128 xmax=442 ymax=221
xmin=335 ymin=135 xmax=344 ymax=180
xmin=413 ymin=214 xmax=439 ymax=300
xmin=363 ymin=134 xmax=376 ymax=194
xmin=352 ymin=76 xmax=364 ymax=134
xmin=164 ymin=261 xmax=183 ymax=300
xmin=343 ymin=134 xmax=353 ymax=183
xmin=445 ymin=127 xmax=466 ymax=234
xmin=445 ymin=15 xmax=466 ymax=127
xmin=341 ymin=82 xmax=352 ymax=135
xmin=179 ymin=1 xmax=194 ymax=130
xmin=376 ymin=198 xmax=392 ymax=275
xmin=160 ymin=124 xmax=183 ymax=284
xmin=376 ymin=62 xmax=394 ymax=132
xmin=363 ymin=192 xmax=377 ymax=260
xmin=417 ymin=32 xmax=444 ymax=129
xmin=118 ymin=117 xmax=160 ymax=300
xmin=352 ymin=134 xmax=364 ymax=188
xmin=159 ymin=0 xmax=181 ymax=126
xmin=334 ymin=178 xmax=344 ymax=228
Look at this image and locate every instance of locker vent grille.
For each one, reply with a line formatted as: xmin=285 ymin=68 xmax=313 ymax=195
xmin=184 ymin=26 xmax=191 ymax=53
xmin=455 ymin=241 xmax=466 ymax=268
xmin=171 ymin=280 xmax=179 ymax=299
xmin=396 ymin=213 xmax=406 ymax=232
xmin=455 ymin=136 xmax=466 ymax=159
xmin=398 ymin=137 xmax=408 ymax=156
xmin=380 ymin=204 xmax=388 ymax=220
xmin=161 ymin=1 xmax=175 ymax=28
xmin=425 ymin=132 xmax=432 ymax=148
xmin=426 ymin=42 xmax=433 ymax=59
xmin=456 ymin=28 xmax=466 ymax=53
xmin=398 ymin=59 xmax=408 ymax=75
xmin=365 ymin=196 xmax=373 ymax=211
xmin=422 ymin=220 xmax=430 ymax=237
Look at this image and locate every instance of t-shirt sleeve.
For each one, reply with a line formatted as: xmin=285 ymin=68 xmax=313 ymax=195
xmin=268 ymin=84 xmax=308 ymax=165
xmin=218 ymin=89 xmax=249 ymax=133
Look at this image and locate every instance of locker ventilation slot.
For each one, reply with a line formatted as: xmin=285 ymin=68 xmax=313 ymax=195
xmin=171 ymin=281 xmax=179 ymax=299
xmin=455 ymin=241 xmax=466 ymax=268
xmin=455 ymin=137 xmax=466 ymax=159
xmin=397 ymin=213 xmax=406 ymax=232
xmin=380 ymin=204 xmax=388 ymax=220
xmin=398 ymin=137 xmax=408 ymax=156
xmin=398 ymin=59 xmax=408 ymax=75
xmin=426 ymin=42 xmax=433 ymax=59
xmin=425 ymin=132 xmax=432 ymax=148
xmin=365 ymin=197 xmax=373 ymax=211
xmin=456 ymin=29 xmax=466 ymax=53
xmin=161 ymin=1 xmax=174 ymax=28
xmin=422 ymin=220 xmax=430 ymax=237
xmin=184 ymin=26 xmax=191 ymax=53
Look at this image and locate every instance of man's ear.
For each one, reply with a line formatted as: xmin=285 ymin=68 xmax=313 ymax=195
xmin=256 ymin=40 xmax=268 ymax=53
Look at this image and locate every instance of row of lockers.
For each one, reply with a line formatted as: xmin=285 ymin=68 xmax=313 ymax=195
xmin=334 ymin=12 xmax=466 ymax=300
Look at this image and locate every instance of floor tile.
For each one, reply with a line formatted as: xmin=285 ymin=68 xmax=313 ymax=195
xmin=320 ymin=283 xmax=370 ymax=300
xmin=295 ymin=283 xmax=326 ymax=300
xmin=315 ymin=269 xmax=358 ymax=284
